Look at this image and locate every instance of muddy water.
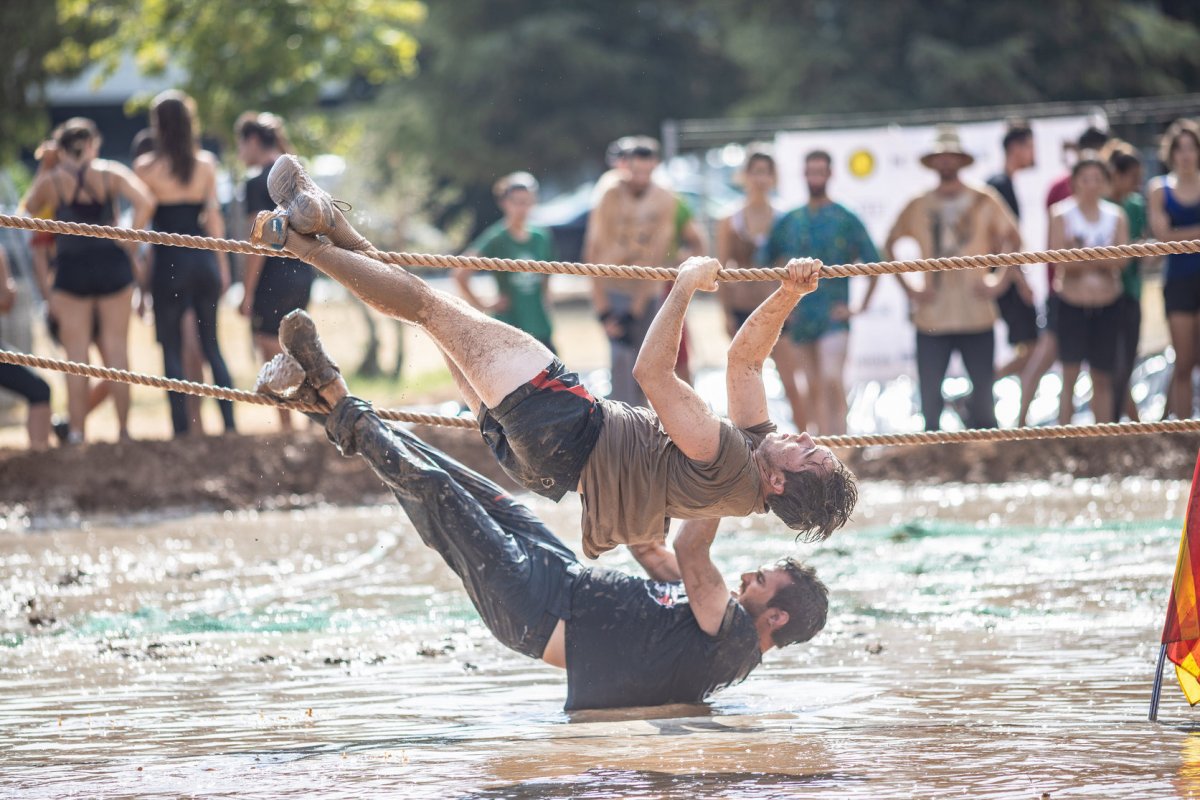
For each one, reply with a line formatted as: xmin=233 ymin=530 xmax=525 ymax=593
xmin=2 ymin=477 xmax=1199 ymax=799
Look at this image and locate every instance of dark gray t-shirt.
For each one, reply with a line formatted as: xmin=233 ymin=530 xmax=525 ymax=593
xmin=565 ymin=567 xmax=762 ymax=711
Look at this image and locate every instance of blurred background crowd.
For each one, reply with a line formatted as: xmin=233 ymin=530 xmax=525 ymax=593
xmin=2 ymin=0 xmax=1200 ymax=450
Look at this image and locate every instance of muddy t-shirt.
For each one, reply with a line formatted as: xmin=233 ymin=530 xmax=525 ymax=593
xmin=565 ymin=568 xmax=762 ymax=710
xmin=578 ymin=401 xmax=775 ymax=558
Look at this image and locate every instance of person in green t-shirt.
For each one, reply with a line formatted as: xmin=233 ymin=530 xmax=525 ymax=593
xmin=455 ymin=172 xmax=556 ymax=351
xmin=1107 ymin=142 xmax=1147 ymax=422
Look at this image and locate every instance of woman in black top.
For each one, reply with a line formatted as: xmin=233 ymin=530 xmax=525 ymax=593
xmin=134 ymin=90 xmax=237 ymax=436
xmin=21 ymin=118 xmax=155 ymax=442
xmin=235 ymin=112 xmax=314 ymax=431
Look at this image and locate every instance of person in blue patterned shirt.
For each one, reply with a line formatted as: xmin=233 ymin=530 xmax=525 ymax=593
xmin=762 ymin=151 xmax=879 ymax=435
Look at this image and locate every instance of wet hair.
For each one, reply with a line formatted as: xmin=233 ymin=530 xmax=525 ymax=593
xmin=1160 ymin=119 xmax=1200 ymax=170
xmin=1071 ymin=157 xmax=1111 ymax=183
xmin=744 ymin=147 xmax=776 ymax=174
xmin=150 ymin=89 xmax=198 ymax=185
xmin=130 ymin=128 xmax=156 ymax=161
xmin=493 ymin=171 xmax=539 ymax=201
xmin=55 ymin=117 xmax=100 ymax=160
xmin=1002 ymin=123 xmax=1033 ymax=152
xmin=234 ymin=111 xmax=293 ymax=154
xmin=1078 ymin=126 xmax=1110 ymax=152
xmin=765 ymin=459 xmax=858 ymax=542
xmin=767 ymin=558 xmax=829 ymax=648
xmin=805 ymin=149 xmax=832 ymax=167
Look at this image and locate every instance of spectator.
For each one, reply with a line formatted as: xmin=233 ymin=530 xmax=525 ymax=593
xmin=584 ymin=137 xmax=677 ymax=407
xmin=1148 ymin=119 xmax=1200 ymax=420
xmin=0 ymin=248 xmax=50 ymax=450
xmin=1018 ymin=126 xmax=1111 ymax=425
xmin=135 ymin=90 xmax=236 ymax=437
xmin=1048 ymin=158 xmax=1129 ymax=424
xmin=885 ymin=126 xmax=1020 ymax=431
xmin=1105 ymin=141 xmax=1147 ymax=422
xmin=762 ymin=150 xmax=880 ymax=435
xmin=21 ymin=117 xmax=155 ymax=442
xmin=986 ymin=122 xmax=1039 ymax=380
xmin=455 ymin=171 xmax=556 ymax=352
xmin=236 ymin=111 xmax=314 ymax=431
xmin=716 ymin=148 xmax=807 ymax=430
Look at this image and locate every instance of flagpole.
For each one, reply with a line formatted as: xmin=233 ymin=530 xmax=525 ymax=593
xmin=1150 ymin=644 xmax=1168 ymax=722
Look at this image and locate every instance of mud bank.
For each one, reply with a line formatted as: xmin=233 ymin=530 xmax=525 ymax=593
xmin=2 ymin=425 xmax=1197 ymax=521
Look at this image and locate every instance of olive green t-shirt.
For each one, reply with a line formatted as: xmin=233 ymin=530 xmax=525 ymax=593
xmin=468 ymin=221 xmax=555 ymax=343
xmin=1120 ymin=193 xmax=1147 ymax=301
xmin=577 ymin=400 xmax=775 ymax=559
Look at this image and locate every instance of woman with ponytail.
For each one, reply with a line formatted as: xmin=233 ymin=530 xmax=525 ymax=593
xmin=21 ymin=117 xmax=155 ymax=443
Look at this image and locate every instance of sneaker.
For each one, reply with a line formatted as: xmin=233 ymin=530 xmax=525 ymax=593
xmin=255 ymin=353 xmax=317 ymax=403
xmin=250 ymin=210 xmax=291 ymax=250
xmin=266 ymin=155 xmax=373 ymax=252
xmin=277 ymin=310 xmax=342 ymax=392
xmin=51 ymin=416 xmax=70 ymax=444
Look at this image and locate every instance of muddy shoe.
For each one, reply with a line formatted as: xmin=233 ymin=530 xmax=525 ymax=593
xmin=267 ymin=155 xmax=373 ymax=252
xmin=250 ymin=210 xmax=291 ymax=250
xmin=254 ymin=353 xmax=317 ymax=402
xmin=278 ymin=310 xmax=341 ymax=392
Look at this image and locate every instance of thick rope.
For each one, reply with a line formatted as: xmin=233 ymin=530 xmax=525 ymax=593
xmin=0 ymin=349 xmax=475 ymax=430
xmin=3 ymin=213 xmax=1199 ymax=282
xmin=5 ymin=348 xmax=1200 ymax=448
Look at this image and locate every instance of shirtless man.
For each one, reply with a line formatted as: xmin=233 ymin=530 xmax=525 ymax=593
xmin=250 ymin=157 xmax=858 ymax=580
xmin=258 ymin=329 xmax=829 ymax=711
xmin=584 ymin=136 xmax=678 ymax=406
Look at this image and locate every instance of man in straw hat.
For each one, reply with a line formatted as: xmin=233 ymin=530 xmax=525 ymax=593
xmin=884 ymin=124 xmax=1021 ymax=431
xmin=249 ymin=157 xmax=858 ymax=581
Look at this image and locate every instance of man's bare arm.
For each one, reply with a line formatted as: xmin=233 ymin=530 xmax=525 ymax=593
xmin=726 ymin=258 xmax=818 ymax=428
xmin=632 ymin=257 xmax=723 ymax=461
xmin=674 ymin=518 xmax=729 ymax=637
xmin=629 ymin=540 xmax=681 ymax=582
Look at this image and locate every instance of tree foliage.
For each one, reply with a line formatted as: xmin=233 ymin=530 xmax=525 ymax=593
xmin=0 ymin=2 xmax=112 ymax=165
xmin=66 ymin=0 xmax=424 ymax=138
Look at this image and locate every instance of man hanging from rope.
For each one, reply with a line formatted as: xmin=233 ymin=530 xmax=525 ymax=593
xmin=256 ymin=317 xmax=829 ymax=710
xmin=250 ymin=157 xmax=858 ymax=579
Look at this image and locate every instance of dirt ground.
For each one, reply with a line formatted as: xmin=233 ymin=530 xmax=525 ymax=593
xmin=3 ymin=420 xmax=1198 ymax=524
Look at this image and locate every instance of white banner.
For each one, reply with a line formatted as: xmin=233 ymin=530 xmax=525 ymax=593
xmin=774 ymin=114 xmax=1096 ymax=384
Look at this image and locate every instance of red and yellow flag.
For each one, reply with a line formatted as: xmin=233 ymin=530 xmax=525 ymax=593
xmin=1162 ymin=452 xmax=1200 ymax=705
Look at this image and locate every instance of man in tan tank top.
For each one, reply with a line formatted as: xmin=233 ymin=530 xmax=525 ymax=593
xmin=251 ymin=157 xmax=858 ymax=580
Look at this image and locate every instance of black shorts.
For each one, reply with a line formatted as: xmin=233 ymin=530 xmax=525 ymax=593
xmin=1043 ymin=293 xmax=1060 ymax=333
xmin=995 ymin=283 xmax=1038 ymax=346
xmin=0 ymin=362 xmax=50 ymax=405
xmin=53 ymin=249 xmax=134 ymax=299
xmin=328 ymin=397 xmax=580 ymax=660
xmin=1055 ymin=299 xmax=1121 ymax=371
xmin=478 ymin=359 xmax=605 ymax=502
xmin=251 ymin=261 xmax=315 ymax=336
xmin=1164 ymin=271 xmax=1200 ymax=315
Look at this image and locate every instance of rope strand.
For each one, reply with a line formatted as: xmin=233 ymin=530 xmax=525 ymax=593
xmin=3 ymin=213 xmax=1198 ymax=281
xmin=4 ymin=348 xmax=1198 ymax=448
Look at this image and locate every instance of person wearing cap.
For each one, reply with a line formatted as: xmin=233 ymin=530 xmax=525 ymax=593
xmin=884 ymin=125 xmax=1021 ymax=432
xmin=584 ymin=136 xmax=678 ymax=407
xmin=455 ymin=172 xmax=556 ymax=352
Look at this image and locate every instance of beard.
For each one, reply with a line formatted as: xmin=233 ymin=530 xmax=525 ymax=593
xmin=807 ymin=182 xmax=828 ymax=200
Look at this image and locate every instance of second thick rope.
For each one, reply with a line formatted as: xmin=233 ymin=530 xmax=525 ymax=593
xmin=5 ymin=348 xmax=1200 ymax=449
